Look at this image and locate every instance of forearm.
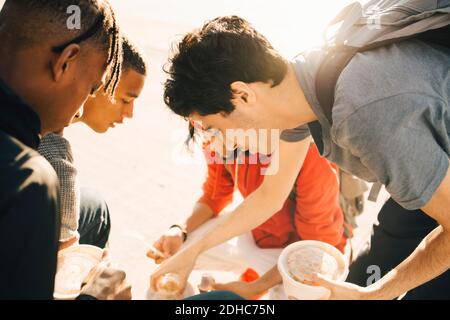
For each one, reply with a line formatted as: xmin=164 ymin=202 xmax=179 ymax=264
xmin=183 ymin=202 xmax=215 ymax=234
xmin=364 ymin=226 xmax=450 ymax=300
xmin=190 ymin=187 xmax=282 ymax=255
xmin=365 ymin=164 xmax=450 ymax=300
xmin=186 ymin=138 xmax=311 ymax=255
xmin=253 ymin=266 xmax=283 ymax=294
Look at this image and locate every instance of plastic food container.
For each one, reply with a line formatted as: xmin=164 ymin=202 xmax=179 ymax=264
xmin=54 ymin=245 xmax=103 ymax=300
xmin=278 ymin=240 xmax=349 ymax=300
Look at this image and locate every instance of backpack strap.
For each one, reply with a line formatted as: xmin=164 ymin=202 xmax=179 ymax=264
xmin=315 ymin=45 xmax=359 ymax=125
xmin=314 ymin=45 xmax=381 ymax=201
xmin=315 ymin=24 xmax=450 ymax=125
xmin=313 ymin=21 xmax=450 ymax=204
xmin=307 ymin=45 xmax=359 ymax=155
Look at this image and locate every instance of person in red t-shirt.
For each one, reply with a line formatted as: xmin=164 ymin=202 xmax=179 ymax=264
xmin=149 ymin=130 xmax=349 ymax=299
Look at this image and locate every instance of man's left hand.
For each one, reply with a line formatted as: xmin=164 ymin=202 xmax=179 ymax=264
xmin=313 ymin=273 xmax=369 ymax=300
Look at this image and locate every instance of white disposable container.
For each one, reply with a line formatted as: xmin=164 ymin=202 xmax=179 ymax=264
xmin=54 ymin=245 xmax=103 ymax=300
xmin=278 ymin=240 xmax=349 ymax=300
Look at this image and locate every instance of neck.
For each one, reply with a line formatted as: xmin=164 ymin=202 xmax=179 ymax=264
xmin=0 ymin=37 xmax=47 ymax=134
xmin=0 ymin=40 xmax=18 ymax=89
xmin=273 ymin=62 xmax=317 ymax=130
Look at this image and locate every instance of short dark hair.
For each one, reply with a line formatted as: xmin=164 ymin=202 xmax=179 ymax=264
xmin=2 ymin=0 xmax=123 ymax=98
xmin=122 ymin=36 xmax=147 ymax=76
xmin=163 ymin=16 xmax=287 ymax=118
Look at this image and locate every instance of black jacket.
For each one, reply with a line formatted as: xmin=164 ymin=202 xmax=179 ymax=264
xmin=0 ymin=79 xmax=59 ymax=299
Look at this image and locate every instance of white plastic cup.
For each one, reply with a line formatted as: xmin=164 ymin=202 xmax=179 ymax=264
xmin=54 ymin=245 xmax=103 ymax=300
xmin=277 ymin=240 xmax=349 ymax=300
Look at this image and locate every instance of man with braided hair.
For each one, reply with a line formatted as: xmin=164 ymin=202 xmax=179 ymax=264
xmin=0 ymin=0 xmax=129 ymax=299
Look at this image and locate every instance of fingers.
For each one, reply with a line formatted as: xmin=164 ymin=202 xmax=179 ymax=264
xmin=150 ymin=268 xmax=161 ymax=291
xmin=162 ymin=240 xmax=172 ymax=258
xmin=81 ymin=267 xmax=129 ymax=300
xmin=115 ymin=285 xmax=132 ymax=300
xmin=147 ymin=240 xmax=166 ymax=261
xmin=312 ymin=273 xmax=335 ymax=300
xmin=108 ymin=268 xmax=127 ymax=285
xmin=147 ymin=248 xmax=166 ymax=263
xmin=319 ymin=290 xmax=332 ymax=300
xmin=102 ymin=248 xmax=110 ymax=259
xmin=312 ymin=273 xmax=337 ymax=289
xmin=212 ymin=283 xmax=228 ymax=291
xmin=108 ymin=269 xmax=129 ymax=299
xmin=177 ymin=275 xmax=188 ymax=295
xmin=154 ymin=240 xmax=164 ymax=254
xmin=81 ymin=263 xmax=105 ymax=289
xmin=101 ymin=249 xmax=113 ymax=267
xmin=150 ymin=250 xmax=194 ymax=294
xmin=147 ymin=235 xmax=184 ymax=265
xmin=146 ymin=249 xmax=157 ymax=259
xmin=150 ymin=266 xmax=185 ymax=293
xmin=162 ymin=237 xmax=181 ymax=258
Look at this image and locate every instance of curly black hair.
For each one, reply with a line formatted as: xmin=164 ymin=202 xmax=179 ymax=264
xmin=122 ymin=36 xmax=148 ymax=76
xmin=164 ymin=15 xmax=287 ymax=118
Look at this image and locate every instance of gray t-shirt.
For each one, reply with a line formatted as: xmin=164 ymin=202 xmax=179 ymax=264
xmin=282 ymin=40 xmax=450 ymax=210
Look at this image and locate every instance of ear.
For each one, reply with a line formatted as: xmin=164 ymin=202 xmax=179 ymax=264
xmin=230 ymin=81 xmax=256 ymax=105
xmin=51 ymin=44 xmax=81 ymax=82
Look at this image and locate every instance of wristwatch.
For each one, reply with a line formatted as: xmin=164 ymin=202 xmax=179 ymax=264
xmin=170 ymin=224 xmax=188 ymax=242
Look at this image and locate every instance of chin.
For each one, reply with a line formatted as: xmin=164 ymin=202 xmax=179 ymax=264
xmin=96 ymin=127 xmax=109 ymax=134
xmin=87 ymin=124 xmax=109 ymax=134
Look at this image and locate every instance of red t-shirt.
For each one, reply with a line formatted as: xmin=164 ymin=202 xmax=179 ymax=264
xmin=198 ymin=144 xmax=348 ymax=253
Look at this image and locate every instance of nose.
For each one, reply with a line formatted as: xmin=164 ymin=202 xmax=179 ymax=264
xmin=122 ymin=102 xmax=134 ymax=119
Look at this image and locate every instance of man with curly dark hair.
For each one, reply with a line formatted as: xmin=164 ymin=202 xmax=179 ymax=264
xmin=154 ymin=13 xmax=450 ymax=300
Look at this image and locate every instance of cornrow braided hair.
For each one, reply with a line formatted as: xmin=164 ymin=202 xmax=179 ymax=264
xmin=102 ymin=0 xmax=122 ymax=98
xmin=7 ymin=0 xmax=123 ymax=99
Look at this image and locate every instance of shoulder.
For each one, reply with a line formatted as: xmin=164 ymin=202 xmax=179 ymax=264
xmin=21 ymin=153 xmax=59 ymax=190
xmin=333 ymin=40 xmax=450 ymax=127
xmin=0 ymin=132 xmax=58 ymax=202
xmin=38 ymin=133 xmax=74 ymax=163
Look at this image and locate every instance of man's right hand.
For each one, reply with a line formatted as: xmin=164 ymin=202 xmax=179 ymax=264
xmin=150 ymin=246 xmax=198 ymax=294
xmin=80 ymin=261 xmax=132 ymax=300
xmin=147 ymin=227 xmax=184 ymax=264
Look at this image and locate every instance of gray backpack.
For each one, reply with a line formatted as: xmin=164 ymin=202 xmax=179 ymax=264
xmin=310 ymin=0 xmax=450 ymax=214
xmin=314 ymin=0 xmax=450 ymax=128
